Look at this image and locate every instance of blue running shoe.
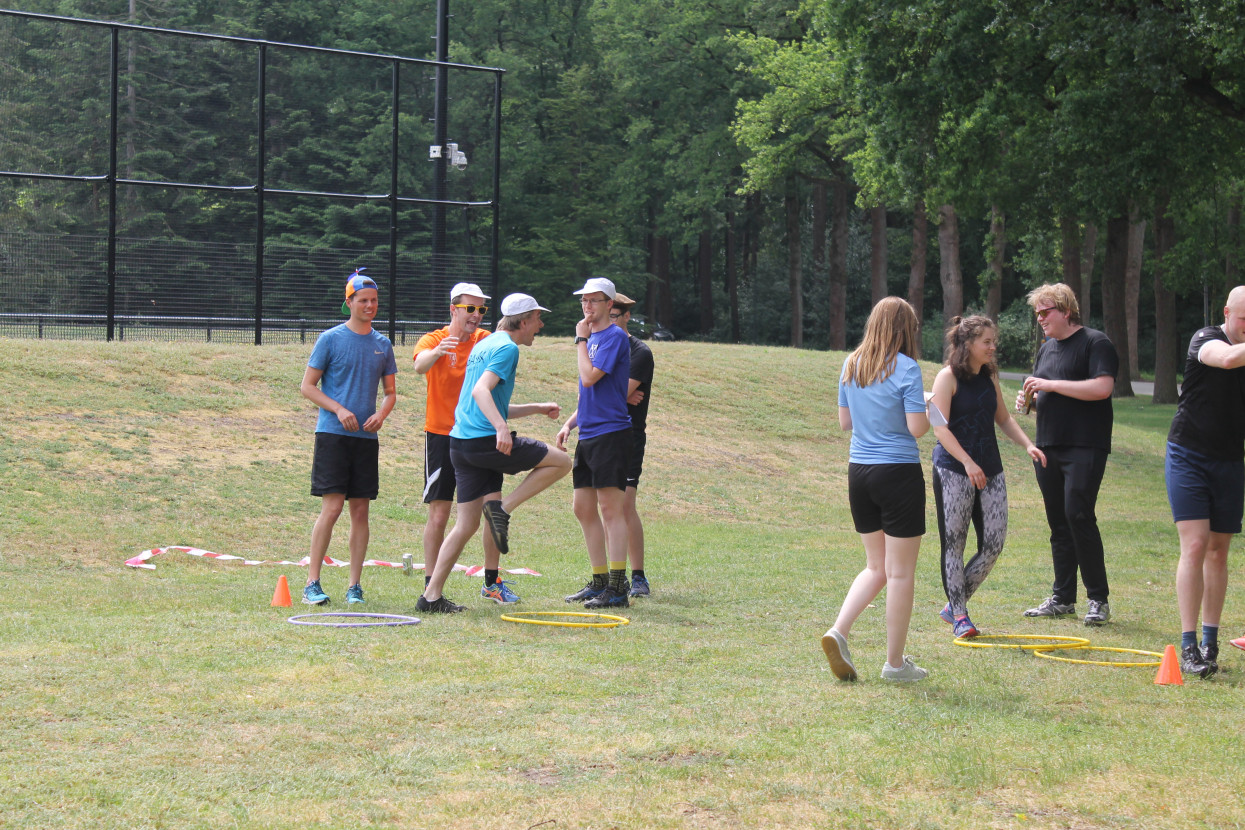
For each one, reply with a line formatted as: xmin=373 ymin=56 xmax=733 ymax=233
xmin=584 ymin=585 xmax=630 ymax=609
xmin=629 ymin=575 xmax=650 ymax=597
xmin=302 ymin=580 xmax=330 ymax=605
xmin=346 ymin=583 xmax=365 ymax=604
xmin=481 ymin=579 xmax=520 ymax=605
xmin=565 ymin=582 xmax=605 ymax=603
xmin=939 ymin=603 xmax=954 ymax=625
xmin=953 ymin=616 xmax=979 ymax=639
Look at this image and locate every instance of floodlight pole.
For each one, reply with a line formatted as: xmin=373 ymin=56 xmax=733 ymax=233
xmin=432 ymin=0 xmax=449 ymax=286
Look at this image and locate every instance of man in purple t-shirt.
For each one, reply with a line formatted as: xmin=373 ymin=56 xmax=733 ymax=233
xmin=557 ymin=277 xmax=633 ymax=609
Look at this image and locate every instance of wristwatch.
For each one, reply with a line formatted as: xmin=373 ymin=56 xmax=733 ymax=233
xmin=574 ymin=336 xmax=588 ymax=344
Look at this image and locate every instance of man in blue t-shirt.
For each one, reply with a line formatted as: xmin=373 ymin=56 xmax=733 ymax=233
xmin=557 ymin=277 xmax=633 ymax=609
xmin=299 ymin=270 xmax=398 ymax=607
xmin=417 ymin=293 xmax=572 ymax=614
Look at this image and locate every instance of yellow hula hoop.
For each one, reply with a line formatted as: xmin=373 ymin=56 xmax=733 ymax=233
xmin=1031 ymin=646 xmax=1163 ymax=667
xmin=500 ymin=611 xmax=630 ymax=628
xmin=952 ymin=634 xmax=1091 ymax=651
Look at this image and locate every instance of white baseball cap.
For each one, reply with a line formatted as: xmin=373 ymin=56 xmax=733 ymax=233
xmin=450 ymin=282 xmax=490 ymax=300
xmin=500 ymin=293 xmax=551 ymax=316
xmin=572 ymin=277 xmax=616 ymax=299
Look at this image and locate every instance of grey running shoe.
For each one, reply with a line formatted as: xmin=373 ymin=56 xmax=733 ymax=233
xmin=880 ymin=656 xmax=929 ymax=682
xmin=1024 ymin=596 xmax=1075 ymax=618
xmin=415 ymin=595 xmax=466 ymax=614
xmin=1083 ymin=599 xmax=1110 ymax=626
xmin=1182 ymin=643 xmax=1216 ymax=678
xmin=482 ymin=500 xmax=511 ymax=554
xmin=821 ymin=628 xmax=857 ymax=681
xmin=628 ymin=575 xmax=650 ymax=597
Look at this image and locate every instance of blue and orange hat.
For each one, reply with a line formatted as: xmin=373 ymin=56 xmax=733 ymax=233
xmin=342 ymin=268 xmax=378 ymax=314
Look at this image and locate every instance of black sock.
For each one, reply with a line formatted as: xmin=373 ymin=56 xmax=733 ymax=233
xmin=425 ymin=575 xmax=431 ymax=587
xmin=485 ymin=569 xmax=499 ymax=586
xmin=632 ymin=569 xmax=645 ymax=581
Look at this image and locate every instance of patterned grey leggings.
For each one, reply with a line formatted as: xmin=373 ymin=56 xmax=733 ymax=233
xmin=932 ymin=465 xmax=1009 ymax=616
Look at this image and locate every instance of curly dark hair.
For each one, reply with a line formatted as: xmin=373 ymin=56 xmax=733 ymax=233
xmin=944 ymin=315 xmax=997 ymax=382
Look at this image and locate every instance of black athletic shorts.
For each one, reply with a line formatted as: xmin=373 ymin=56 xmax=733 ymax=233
xmin=847 ymin=462 xmax=925 ymax=538
xmin=450 ymin=433 xmax=550 ymax=503
xmin=626 ymin=430 xmax=647 ymax=489
xmin=572 ymin=427 xmax=633 ymax=491
xmin=423 ymin=431 xmax=457 ymax=503
xmin=311 ymin=433 xmax=380 ymax=500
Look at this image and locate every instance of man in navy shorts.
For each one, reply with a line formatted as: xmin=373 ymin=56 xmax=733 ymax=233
xmin=416 ymin=293 xmax=572 ymax=613
xmin=299 ymin=269 xmax=398 ymax=607
xmin=1166 ymin=285 xmax=1245 ymax=677
xmin=557 ymin=277 xmax=634 ymax=609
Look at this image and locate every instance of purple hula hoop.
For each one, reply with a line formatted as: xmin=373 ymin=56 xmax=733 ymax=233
xmin=287 ymin=612 xmax=421 ymax=628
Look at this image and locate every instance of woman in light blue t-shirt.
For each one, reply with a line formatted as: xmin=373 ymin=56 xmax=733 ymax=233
xmin=822 ymin=297 xmax=931 ymax=683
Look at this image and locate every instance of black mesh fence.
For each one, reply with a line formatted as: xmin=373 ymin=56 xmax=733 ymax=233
xmin=0 ymin=9 xmax=502 ymax=344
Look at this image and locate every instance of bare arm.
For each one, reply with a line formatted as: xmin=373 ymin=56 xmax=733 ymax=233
xmin=413 ymin=340 xmax=455 ymax=374
xmin=470 ymin=371 xmax=512 ymax=454
xmin=361 ymin=373 xmax=396 ymax=433
xmin=930 ymin=368 xmax=988 ymax=488
xmin=300 ymin=366 xmax=358 ymax=432
xmin=839 ymin=406 xmax=852 ymax=431
xmin=906 ymin=411 xmax=930 ymax=439
xmin=509 ymin=402 xmax=561 ymax=420
xmin=1198 ymin=338 xmax=1245 ymax=369
xmin=626 ymin=377 xmax=644 ymax=406
xmin=1023 ymin=373 xmax=1114 ymax=402
xmin=992 ymin=376 xmax=1046 ymax=467
xmin=556 ymin=409 xmax=579 ymax=451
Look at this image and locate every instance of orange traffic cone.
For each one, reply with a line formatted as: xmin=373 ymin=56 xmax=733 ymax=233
xmin=271 ymin=574 xmax=292 ymax=607
xmin=1154 ymin=644 xmax=1183 ymax=686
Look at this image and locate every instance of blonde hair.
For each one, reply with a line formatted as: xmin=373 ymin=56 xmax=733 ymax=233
xmin=1026 ymin=283 xmax=1081 ymax=325
xmin=944 ymin=315 xmax=997 ymax=382
xmin=843 ymin=297 xmax=920 ymax=387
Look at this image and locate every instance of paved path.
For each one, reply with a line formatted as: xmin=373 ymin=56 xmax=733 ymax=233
xmin=999 ymin=371 xmax=1157 ymax=396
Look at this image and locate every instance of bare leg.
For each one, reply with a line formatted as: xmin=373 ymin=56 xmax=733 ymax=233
xmin=1176 ymin=519 xmax=1210 ymax=632
xmin=423 ymin=500 xmax=452 ymax=577
xmin=573 ymin=488 xmax=607 ymax=569
xmin=499 ymin=447 xmax=571 ymax=513
xmin=883 ymin=534 xmax=921 ymax=669
xmin=833 ymin=530 xmax=888 ymax=637
xmin=624 ymin=486 xmax=644 ymax=571
xmin=1202 ymin=531 xmax=1234 ymax=627
xmin=346 ymin=497 xmax=369 ymax=587
xmin=423 ymin=496 xmax=489 ymax=601
xmin=308 ymin=493 xmax=346 ymax=584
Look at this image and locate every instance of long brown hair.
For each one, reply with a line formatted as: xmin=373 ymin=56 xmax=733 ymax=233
xmin=944 ymin=315 xmax=997 ymax=382
xmin=843 ymin=297 xmax=920 ymax=387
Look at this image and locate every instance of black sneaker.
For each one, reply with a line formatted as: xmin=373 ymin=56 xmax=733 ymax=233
xmin=482 ymin=500 xmax=510 ymax=554
xmin=564 ymin=583 xmax=605 ymax=603
xmin=584 ymin=585 xmax=630 ymax=609
xmin=416 ymin=594 xmax=466 ymax=614
xmin=1181 ymin=643 xmax=1216 ymax=678
xmin=1202 ymin=642 xmax=1220 ymax=674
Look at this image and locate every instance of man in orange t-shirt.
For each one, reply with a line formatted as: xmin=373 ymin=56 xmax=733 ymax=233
xmin=413 ymin=283 xmax=514 ymax=603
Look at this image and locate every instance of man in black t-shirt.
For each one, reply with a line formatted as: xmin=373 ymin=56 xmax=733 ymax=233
xmin=1166 ymin=286 xmax=1245 ymax=678
xmin=1015 ymin=283 xmax=1119 ymax=626
xmin=609 ymin=293 xmax=656 ymax=597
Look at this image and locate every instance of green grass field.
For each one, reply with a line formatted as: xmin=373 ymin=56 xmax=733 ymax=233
xmin=1 ymin=336 xmax=1242 ymax=829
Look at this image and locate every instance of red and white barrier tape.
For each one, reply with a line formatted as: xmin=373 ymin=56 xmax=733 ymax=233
xmin=125 ymin=546 xmax=541 ymax=576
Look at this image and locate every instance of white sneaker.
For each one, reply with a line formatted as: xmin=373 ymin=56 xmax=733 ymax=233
xmin=821 ymin=627 xmax=857 ymax=681
xmin=880 ymin=656 xmax=929 ymax=682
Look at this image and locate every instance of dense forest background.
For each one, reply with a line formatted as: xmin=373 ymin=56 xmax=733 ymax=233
xmin=3 ymin=0 xmax=1245 ymax=393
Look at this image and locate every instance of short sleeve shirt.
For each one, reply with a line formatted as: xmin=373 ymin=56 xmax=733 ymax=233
xmin=1168 ymin=326 xmax=1245 ymax=461
xmin=627 ymin=334 xmax=654 ymax=434
xmin=450 ymin=331 xmax=520 ymax=440
xmin=838 ymin=353 xmax=926 ymax=464
xmin=578 ymin=324 xmax=631 ymax=440
xmin=413 ymin=326 xmax=491 ymax=435
xmin=307 ymin=323 xmax=398 ymax=439
xmin=1031 ymin=327 xmax=1117 ymax=451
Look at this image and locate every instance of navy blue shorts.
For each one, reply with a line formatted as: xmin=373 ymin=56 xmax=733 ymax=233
xmin=311 ymin=433 xmax=380 ymax=500
xmin=573 ymin=427 xmax=633 ymax=491
xmin=847 ymin=462 xmax=925 ymax=538
xmin=450 ymin=433 xmax=550 ymax=504
xmin=1166 ymin=442 xmax=1244 ymax=533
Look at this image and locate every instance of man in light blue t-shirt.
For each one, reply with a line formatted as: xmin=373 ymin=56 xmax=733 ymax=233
xmin=299 ymin=270 xmax=397 ymax=607
xmin=417 ymin=293 xmax=572 ymax=614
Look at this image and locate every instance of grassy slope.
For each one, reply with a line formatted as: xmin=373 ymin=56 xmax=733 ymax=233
xmin=1 ymin=337 xmax=1242 ymax=830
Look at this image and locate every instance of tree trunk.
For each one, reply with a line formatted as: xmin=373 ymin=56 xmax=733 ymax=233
xmin=1152 ymin=197 xmax=1178 ymax=404
xmin=1125 ymin=210 xmax=1147 ymax=380
xmin=698 ymin=213 xmax=714 ymax=335
xmin=1101 ymin=216 xmax=1134 ymax=397
xmin=786 ymin=183 xmax=803 ymax=348
xmin=938 ymin=203 xmax=963 ymax=323
xmin=1079 ymin=222 xmax=1098 ymax=319
xmin=985 ymin=205 xmax=1004 ymax=320
xmin=1061 ymin=216 xmax=1082 ymax=301
xmin=1227 ymin=198 xmax=1241 ymax=282
xmin=871 ymin=205 xmax=887 ymax=305
xmin=828 ymin=178 xmax=849 ymax=350
xmin=725 ymin=210 xmax=740 ymax=343
xmin=908 ymin=198 xmax=928 ymax=346
xmin=653 ymin=235 xmax=672 ymax=329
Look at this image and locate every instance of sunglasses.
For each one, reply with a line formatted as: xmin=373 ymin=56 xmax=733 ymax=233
xmin=453 ymin=304 xmax=489 ymax=315
xmin=1034 ymin=307 xmax=1059 ymax=319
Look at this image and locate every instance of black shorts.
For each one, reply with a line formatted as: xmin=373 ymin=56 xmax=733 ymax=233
xmin=573 ymin=427 xmax=633 ymax=491
xmin=311 ymin=433 xmax=380 ymax=500
xmin=626 ymin=430 xmax=647 ymax=489
xmin=450 ymin=433 xmax=550 ymax=504
xmin=847 ymin=462 xmax=925 ymax=538
xmin=423 ymin=432 xmax=457 ymax=503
